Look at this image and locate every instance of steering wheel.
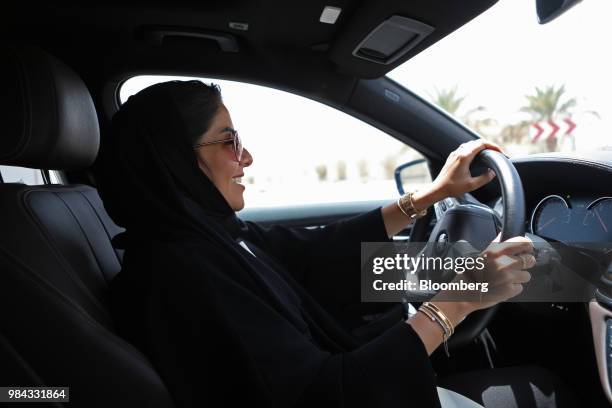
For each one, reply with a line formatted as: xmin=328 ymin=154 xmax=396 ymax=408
xmin=409 ymin=149 xmax=526 ymax=349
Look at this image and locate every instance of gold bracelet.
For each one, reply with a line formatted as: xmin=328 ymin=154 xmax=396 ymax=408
xmin=417 ymin=306 xmax=452 ymax=357
xmin=423 ymin=302 xmax=455 ymax=335
xmin=417 ymin=305 xmax=438 ymax=324
xmin=420 ymin=303 xmax=453 ymax=337
xmin=419 ymin=302 xmax=454 ymax=357
xmin=417 ymin=307 xmax=449 ymax=340
xmin=397 ymin=191 xmax=428 ymax=220
xmin=396 ymin=198 xmax=411 ymax=218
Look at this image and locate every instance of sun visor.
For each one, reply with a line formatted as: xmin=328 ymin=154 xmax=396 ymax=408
xmin=328 ymin=0 xmax=498 ymax=79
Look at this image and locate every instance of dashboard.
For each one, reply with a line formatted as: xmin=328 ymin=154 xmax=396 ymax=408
xmin=530 ymin=194 xmax=612 ymax=242
xmin=483 ymin=151 xmax=612 ymax=244
xmin=477 ymin=151 xmax=612 ymax=403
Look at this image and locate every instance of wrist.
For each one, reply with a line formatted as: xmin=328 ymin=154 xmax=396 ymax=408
xmin=411 ymin=183 xmax=446 ymax=211
xmin=428 ymin=299 xmax=473 ymax=327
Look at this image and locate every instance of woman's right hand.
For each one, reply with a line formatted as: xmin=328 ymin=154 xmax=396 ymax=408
xmin=407 ymin=235 xmax=535 ymax=355
xmin=430 ymin=235 xmax=536 ymax=324
xmin=463 ymin=235 xmax=535 ymax=312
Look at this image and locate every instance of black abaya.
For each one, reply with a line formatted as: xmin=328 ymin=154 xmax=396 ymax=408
xmin=93 ymin=80 xmax=442 ymax=407
xmin=110 ymin=208 xmax=441 ymax=407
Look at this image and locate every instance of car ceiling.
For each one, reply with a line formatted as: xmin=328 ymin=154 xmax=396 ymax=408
xmin=4 ymin=0 xmax=497 ymax=105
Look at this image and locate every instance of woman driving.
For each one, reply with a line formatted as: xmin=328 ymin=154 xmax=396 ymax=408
xmin=93 ymin=80 xmax=575 ymax=407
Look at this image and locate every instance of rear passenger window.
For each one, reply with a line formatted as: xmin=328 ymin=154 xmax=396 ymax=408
xmin=0 ymin=166 xmax=45 ymax=185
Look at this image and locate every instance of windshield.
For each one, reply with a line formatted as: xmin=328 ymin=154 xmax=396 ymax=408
xmin=388 ymin=0 xmax=611 ymax=157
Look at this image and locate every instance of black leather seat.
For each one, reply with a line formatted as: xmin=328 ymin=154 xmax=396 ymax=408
xmin=0 ymin=44 xmax=175 ymax=407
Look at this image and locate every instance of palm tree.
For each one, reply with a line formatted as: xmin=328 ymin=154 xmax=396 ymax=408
xmin=429 ymin=86 xmax=466 ymax=116
xmin=499 ymin=121 xmax=531 ymax=149
xmin=429 ymin=87 xmax=495 ymax=138
xmin=520 ymin=85 xmax=577 ymax=151
xmin=388 ymin=86 xmax=468 ymax=166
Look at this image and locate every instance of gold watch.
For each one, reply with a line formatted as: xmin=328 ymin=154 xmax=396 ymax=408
xmin=397 ymin=191 xmax=428 ymax=220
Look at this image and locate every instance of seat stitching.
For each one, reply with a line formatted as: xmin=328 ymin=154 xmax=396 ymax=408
xmin=18 ymin=186 xmax=112 ymax=325
xmin=78 ymin=189 xmax=123 ymax=274
xmin=52 ymin=190 xmax=108 ymax=287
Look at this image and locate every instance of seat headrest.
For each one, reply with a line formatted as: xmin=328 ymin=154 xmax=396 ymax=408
xmin=0 ymin=44 xmax=100 ymax=170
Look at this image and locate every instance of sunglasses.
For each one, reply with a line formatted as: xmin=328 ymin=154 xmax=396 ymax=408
xmin=193 ymin=128 xmax=243 ymax=162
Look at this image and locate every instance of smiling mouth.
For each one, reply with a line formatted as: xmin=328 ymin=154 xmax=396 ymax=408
xmin=231 ymin=177 xmax=243 ymax=184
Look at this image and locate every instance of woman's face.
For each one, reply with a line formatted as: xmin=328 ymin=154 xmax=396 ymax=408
xmin=193 ymin=104 xmax=253 ymax=211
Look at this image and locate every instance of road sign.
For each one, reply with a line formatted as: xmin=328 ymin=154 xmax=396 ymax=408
xmin=530 ymin=117 xmax=576 ymax=143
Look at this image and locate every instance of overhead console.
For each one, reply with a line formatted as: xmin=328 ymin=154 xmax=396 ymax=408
xmin=328 ymin=0 xmax=498 ymax=78
xmin=351 ymin=16 xmax=433 ymax=65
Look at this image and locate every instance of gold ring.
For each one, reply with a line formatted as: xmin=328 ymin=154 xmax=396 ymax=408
xmin=518 ymin=253 xmax=531 ymax=269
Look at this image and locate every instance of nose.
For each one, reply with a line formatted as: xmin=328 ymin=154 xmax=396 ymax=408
xmin=240 ymin=147 xmax=253 ymax=167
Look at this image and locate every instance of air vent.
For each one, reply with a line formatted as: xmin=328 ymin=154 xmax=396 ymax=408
xmin=353 ymin=16 xmax=434 ymax=65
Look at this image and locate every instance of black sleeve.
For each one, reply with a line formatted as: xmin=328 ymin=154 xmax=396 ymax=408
xmin=144 ymin=242 xmax=440 ymax=408
xmin=243 ymin=208 xmax=391 ymax=310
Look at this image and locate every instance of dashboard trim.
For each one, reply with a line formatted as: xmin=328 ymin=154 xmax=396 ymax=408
xmin=512 ymin=152 xmax=612 ymax=173
xmin=589 ymin=301 xmax=612 ymax=405
xmin=587 ymin=196 xmax=612 ymax=210
xmin=529 ymin=194 xmax=570 ymax=235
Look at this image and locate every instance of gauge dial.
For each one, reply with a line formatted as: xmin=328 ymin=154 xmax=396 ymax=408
xmin=583 ymin=197 xmax=612 ymax=240
xmin=531 ymin=195 xmax=571 ymax=238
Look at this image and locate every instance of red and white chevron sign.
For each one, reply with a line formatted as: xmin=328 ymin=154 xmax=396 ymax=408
xmin=530 ymin=117 xmax=576 ymax=143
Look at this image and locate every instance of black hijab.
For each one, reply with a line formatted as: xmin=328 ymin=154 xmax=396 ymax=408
xmin=93 ymin=81 xmax=440 ymax=408
xmin=95 ymin=80 xmax=244 ymax=243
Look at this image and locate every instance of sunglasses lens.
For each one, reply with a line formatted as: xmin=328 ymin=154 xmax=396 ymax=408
xmin=235 ymin=132 xmax=243 ymax=162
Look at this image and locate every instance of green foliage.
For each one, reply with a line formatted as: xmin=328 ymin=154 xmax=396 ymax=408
xmin=429 ymin=86 xmax=466 ymax=115
xmin=520 ymin=84 xmax=577 ymax=120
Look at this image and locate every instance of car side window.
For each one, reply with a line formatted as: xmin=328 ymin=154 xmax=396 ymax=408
xmin=0 ymin=166 xmax=63 ymax=185
xmin=0 ymin=166 xmax=45 ymax=185
xmin=120 ymin=76 xmax=430 ymax=209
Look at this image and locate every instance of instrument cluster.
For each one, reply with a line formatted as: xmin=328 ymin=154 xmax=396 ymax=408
xmin=529 ymin=194 xmax=612 ymax=243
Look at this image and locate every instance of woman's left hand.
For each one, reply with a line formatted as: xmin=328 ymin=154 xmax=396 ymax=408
xmin=386 ymin=138 xmax=505 ymax=237
xmin=430 ymin=139 xmax=504 ymax=199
